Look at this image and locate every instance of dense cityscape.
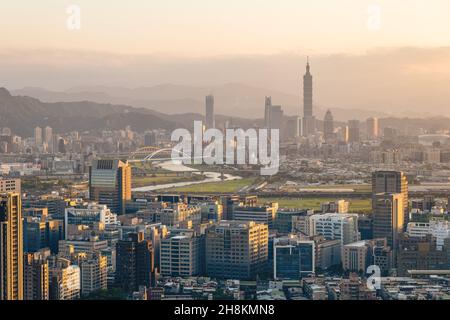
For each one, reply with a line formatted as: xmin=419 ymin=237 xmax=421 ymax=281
xmin=2 ymin=59 xmax=450 ymax=302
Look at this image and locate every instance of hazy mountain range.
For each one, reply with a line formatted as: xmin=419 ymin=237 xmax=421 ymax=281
xmin=12 ymin=83 xmax=389 ymax=121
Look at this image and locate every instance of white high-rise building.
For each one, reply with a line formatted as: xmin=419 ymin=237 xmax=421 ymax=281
xmin=407 ymin=220 xmax=450 ymax=250
xmin=310 ymin=213 xmax=360 ymax=245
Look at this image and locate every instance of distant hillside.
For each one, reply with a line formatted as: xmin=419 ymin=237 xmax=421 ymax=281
xmin=0 ymin=88 xmax=181 ymax=136
xmin=13 ymin=84 xmax=390 ymax=121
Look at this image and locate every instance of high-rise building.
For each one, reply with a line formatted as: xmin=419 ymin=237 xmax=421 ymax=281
xmin=89 ymin=159 xmax=132 ymax=215
xmin=34 ymin=126 xmax=42 ymax=146
xmin=397 ymin=234 xmax=448 ymax=276
xmin=206 ymin=221 xmax=268 ymax=280
xmin=24 ymin=248 xmax=50 ymax=300
xmin=302 ymin=58 xmax=315 ymax=136
xmin=372 ymin=171 xmax=409 ymax=227
xmin=366 ymin=117 xmax=379 ymax=140
xmin=310 ymin=213 xmax=360 ymax=245
xmin=160 ymin=230 xmax=204 ymax=277
xmin=342 ymin=240 xmax=372 ymax=273
xmin=44 ymin=126 xmax=53 ymax=153
xmin=80 ymin=252 xmax=108 ymax=297
xmin=233 ymin=203 xmax=278 ymax=229
xmin=372 ymin=193 xmax=404 ymax=252
xmin=263 ymin=96 xmax=284 ymax=131
xmin=264 ymin=96 xmax=272 ymax=129
xmin=323 ymin=110 xmax=334 ymax=142
xmin=48 ymin=256 xmax=80 ymax=300
xmin=348 ymin=120 xmax=360 ymax=143
xmin=64 ymin=203 xmax=118 ymax=238
xmin=273 ymin=235 xmax=315 ymax=280
xmin=115 ymin=232 xmax=154 ymax=292
xmin=0 ymin=193 xmax=24 ymax=300
xmin=0 ymin=178 xmax=21 ymax=193
xmin=205 ymin=94 xmax=215 ymax=129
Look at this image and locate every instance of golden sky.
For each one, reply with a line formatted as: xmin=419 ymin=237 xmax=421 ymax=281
xmin=1 ymin=0 xmax=449 ymax=56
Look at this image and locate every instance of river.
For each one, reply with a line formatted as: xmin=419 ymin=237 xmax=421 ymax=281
xmin=132 ymin=160 xmax=242 ymax=192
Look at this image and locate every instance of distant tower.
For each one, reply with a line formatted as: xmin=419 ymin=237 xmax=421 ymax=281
xmin=264 ymin=96 xmax=272 ymax=128
xmin=302 ymin=57 xmax=315 ymax=136
xmin=44 ymin=126 xmax=53 ymax=153
xmin=366 ymin=117 xmax=379 ymax=140
xmin=348 ymin=120 xmax=361 ymax=143
xmin=205 ymin=95 xmax=215 ymax=129
xmin=35 ymin=126 xmax=43 ymax=146
xmin=323 ymin=110 xmax=334 ymax=142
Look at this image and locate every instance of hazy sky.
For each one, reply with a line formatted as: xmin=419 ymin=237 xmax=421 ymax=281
xmin=1 ymin=0 xmax=449 ymax=56
xmin=1 ymin=1 xmax=450 ymax=117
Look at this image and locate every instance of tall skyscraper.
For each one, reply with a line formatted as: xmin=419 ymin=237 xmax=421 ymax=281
xmin=206 ymin=221 xmax=268 ymax=280
xmin=302 ymin=58 xmax=315 ymax=136
xmin=115 ymin=232 xmax=154 ymax=292
xmin=89 ymin=159 xmax=131 ymax=215
xmin=205 ymin=94 xmax=215 ymax=129
xmin=372 ymin=193 xmax=405 ymax=252
xmin=263 ymin=96 xmax=284 ymax=132
xmin=372 ymin=171 xmax=409 ymax=227
xmin=366 ymin=117 xmax=379 ymax=140
xmin=0 ymin=193 xmax=24 ymax=300
xmin=348 ymin=120 xmax=361 ymax=143
xmin=264 ymin=96 xmax=272 ymax=128
xmin=44 ymin=126 xmax=53 ymax=153
xmin=34 ymin=126 xmax=42 ymax=146
xmin=323 ymin=110 xmax=335 ymax=142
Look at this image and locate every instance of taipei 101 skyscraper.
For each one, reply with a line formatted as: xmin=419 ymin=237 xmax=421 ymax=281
xmin=302 ymin=57 xmax=316 ymax=136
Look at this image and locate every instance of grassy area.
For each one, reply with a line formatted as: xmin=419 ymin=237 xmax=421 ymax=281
xmin=258 ymin=197 xmax=372 ymax=213
xmin=163 ymin=177 xmax=258 ymax=193
xmin=132 ymin=173 xmax=204 ymax=188
xmin=300 ymin=184 xmax=372 ymax=192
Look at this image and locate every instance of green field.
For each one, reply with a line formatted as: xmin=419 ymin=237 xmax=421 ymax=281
xmin=258 ymin=197 xmax=372 ymax=213
xmin=132 ymin=173 xmax=205 ymax=188
xmin=300 ymin=184 xmax=372 ymax=192
xmin=163 ymin=177 xmax=258 ymax=193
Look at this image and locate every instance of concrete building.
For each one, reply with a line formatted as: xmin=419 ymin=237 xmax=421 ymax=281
xmin=24 ymin=249 xmax=50 ymax=300
xmin=89 ymin=159 xmax=131 ymax=215
xmin=206 ymin=221 xmax=268 ymax=280
xmin=372 ymin=193 xmax=404 ymax=252
xmin=397 ymin=234 xmax=448 ymax=276
xmin=160 ymin=230 xmax=204 ymax=277
xmin=233 ymin=203 xmax=277 ymax=228
xmin=366 ymin=117 xmax=379 ymax=140
xmin=310 ymin=213 xmax=360 ymax=245
xmin=159 ymin=203 xmax=201 ymax=227
xmin=80 ymin=252 xmax=108 ymax=297
xmin=0 ymin=178 xmax=21 ymax=193
xmin=65 ymin=203 xmax=118 ymax=238
xmin=372 ymin=170 xmax=409 ymax=227
xmin=115 ymin=232 xmax=154 ymax=292
xmin=48 ymin=256 xmax=80 ymax=300
xmin=407 ymin=220 xmax=450 ymax=250
xmin=273 ymin=235 xmax=315 ymax=280
xmin=321 ymin=200 xmax=349 ymax=214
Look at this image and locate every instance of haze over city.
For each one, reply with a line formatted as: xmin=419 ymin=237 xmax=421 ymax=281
xmin=1 ymin=1 xmax=450 ymax=117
